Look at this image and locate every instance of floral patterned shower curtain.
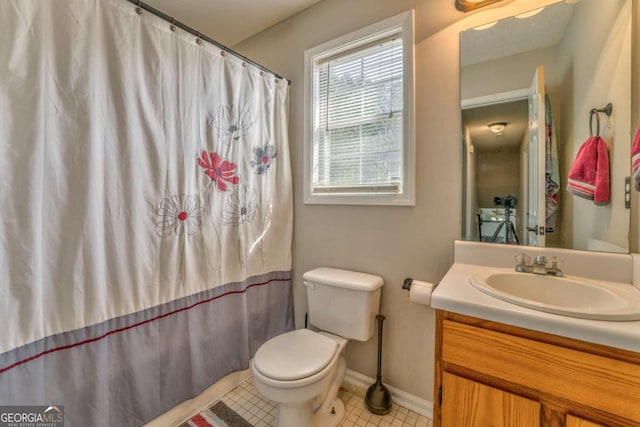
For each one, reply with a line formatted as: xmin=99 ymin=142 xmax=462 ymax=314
xmin=0 ymin=0 xmax=293 ymax=425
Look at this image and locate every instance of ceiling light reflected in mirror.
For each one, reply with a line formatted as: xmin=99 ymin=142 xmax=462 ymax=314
xmin=488 ymin=122 xmax=507 ymax=135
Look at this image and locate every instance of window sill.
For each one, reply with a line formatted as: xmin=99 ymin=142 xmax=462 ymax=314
xmin=303 ymin=192 xmax=415 ymax=206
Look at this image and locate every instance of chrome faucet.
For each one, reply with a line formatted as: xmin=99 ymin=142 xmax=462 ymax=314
xmin=531 ymin=255 xmax=548 ymax=275
xmin=515 ymin=253 xmax=563 ymax=277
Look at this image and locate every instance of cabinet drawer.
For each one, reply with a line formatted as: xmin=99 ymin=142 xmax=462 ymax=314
xmin=442 ymin=320 xmax=640 ymax=423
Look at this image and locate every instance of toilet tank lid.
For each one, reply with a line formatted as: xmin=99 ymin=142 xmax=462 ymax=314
xmin=303 ymin=267 xmax=383 ymax=291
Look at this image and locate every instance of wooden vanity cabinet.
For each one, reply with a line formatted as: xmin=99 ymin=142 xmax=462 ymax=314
xmin=434 ymin=311 xmax=640 ymax=427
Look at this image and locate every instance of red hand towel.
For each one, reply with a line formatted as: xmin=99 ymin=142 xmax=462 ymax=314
xmin=566 ymin=136 xmax=610 ymax=205
xmin=632 ymin=126 xmax=640 ymax=191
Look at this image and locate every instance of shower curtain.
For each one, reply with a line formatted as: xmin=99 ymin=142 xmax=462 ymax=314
xmin=0 ymin=0 xmax=293 ymax=425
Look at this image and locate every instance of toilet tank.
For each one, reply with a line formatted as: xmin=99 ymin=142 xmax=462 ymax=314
xmin=303 ymin=267 xmax=383 ymax=342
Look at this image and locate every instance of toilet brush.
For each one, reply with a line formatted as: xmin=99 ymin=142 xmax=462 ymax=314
xmin=365 ymin=314 xmax=392 ymax=415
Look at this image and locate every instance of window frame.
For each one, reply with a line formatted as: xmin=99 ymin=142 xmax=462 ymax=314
xmin=303 ymin=10 xmax=415 ymax=206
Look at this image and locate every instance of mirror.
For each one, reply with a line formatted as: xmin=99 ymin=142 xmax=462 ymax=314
xmin=460 ymin=0 xmax=632 ymax=253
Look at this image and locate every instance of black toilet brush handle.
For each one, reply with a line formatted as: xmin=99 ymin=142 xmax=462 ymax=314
xmin=375 ymin=314 xmax=385 ymax=384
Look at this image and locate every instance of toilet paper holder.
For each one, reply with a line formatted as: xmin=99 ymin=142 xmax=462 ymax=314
xmin=402 ymin=278 xmax=415 ymax=290
xmin=402 ymin=277 xmax=435 ymax=307
xmin=403 ymin=277 xmax=436 ymax=290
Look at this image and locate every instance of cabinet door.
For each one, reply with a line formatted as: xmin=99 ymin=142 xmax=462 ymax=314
xmin=441 ymin=372 xmax=541 ymax=427
xmin=565 ymin=415 xmax=606 ymax=427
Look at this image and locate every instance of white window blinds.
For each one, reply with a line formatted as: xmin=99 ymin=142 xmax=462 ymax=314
xmin=311 ymin=35 xmax=404 ymax=194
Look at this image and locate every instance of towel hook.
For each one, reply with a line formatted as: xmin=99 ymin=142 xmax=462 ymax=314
xmin=589 ymin=103 xmax=613 ymax=137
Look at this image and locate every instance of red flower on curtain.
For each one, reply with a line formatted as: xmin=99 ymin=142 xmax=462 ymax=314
xmin=197 ymin=151 xmax=240 ymax=191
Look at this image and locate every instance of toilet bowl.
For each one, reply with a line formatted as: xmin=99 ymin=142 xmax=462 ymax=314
xmin=252 ymin=329 xmax=348 ymax=427
xmin=251 ymin=267 xmax=384 ymax=427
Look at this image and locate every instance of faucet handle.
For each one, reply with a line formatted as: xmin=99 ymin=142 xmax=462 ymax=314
xmin=515 ymin=253 xmax=531 ymax=266
xmin=550 ymin=256 xmax=562 ymax=269
xmin=548 ymin=256 xmax=564 ymax=276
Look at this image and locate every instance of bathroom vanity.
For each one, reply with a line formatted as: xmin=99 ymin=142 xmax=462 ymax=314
xmin=432 ymin=242 xmax=640 ymax=427
xmin=434 ymin=311 xmax=640 ymax=427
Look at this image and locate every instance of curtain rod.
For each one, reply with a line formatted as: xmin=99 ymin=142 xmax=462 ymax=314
xmin=125 ymin=0 xmax=290 ymax=85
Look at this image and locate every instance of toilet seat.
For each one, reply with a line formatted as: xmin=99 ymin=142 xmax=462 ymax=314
xmin=253 ymin=329 xmax=338 ymax=381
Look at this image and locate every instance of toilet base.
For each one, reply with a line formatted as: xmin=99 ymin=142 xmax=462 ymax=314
xmin=275 ymin=402 xmax=313 ymax=427
xmin=275 ymin=397 xmax=345 ymax=427
xmin=313 ymin=397 xmax=345 ymax=427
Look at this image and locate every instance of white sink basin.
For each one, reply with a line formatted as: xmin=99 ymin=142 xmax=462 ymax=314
xmin=469 ymin=270 xmax=640 ymax=321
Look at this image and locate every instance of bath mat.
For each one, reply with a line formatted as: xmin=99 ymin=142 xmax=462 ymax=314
xmin=179 ymin=401 xmax=254 ymax=427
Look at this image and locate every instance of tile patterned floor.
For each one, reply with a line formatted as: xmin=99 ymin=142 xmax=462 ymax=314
xmin=204 ymin=377 xmax=432 ymax=427
xmin=219 ymin=377 xmax=276 ymax=427
xmin=337 ymin=383 xmax=432 ymax=427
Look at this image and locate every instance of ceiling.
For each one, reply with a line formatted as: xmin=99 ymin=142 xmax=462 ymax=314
xmin=460 ymin=2 xmax=575 ymax=67
xmin=143 ymin=0 xmax=322 ymax=46
xmin=462 ymin=100 xmax=528 ymax=151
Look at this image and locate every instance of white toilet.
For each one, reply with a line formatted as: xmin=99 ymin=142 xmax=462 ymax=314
xmin=251 ymin=267 xmax=384 ymax=427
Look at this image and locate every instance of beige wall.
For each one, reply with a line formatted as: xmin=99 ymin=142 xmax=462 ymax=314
xmin=461 ymin=45 xmax=560 ymax=101
xmin=476 ymin=148 xmax=520 ymax=208
xmin=234 ymin=0 xmax=637 ymax=402
xmin=236 ymin=0 xmax=453 ymax=401
xmin=557 ymin=0 xmax=631 ymax=252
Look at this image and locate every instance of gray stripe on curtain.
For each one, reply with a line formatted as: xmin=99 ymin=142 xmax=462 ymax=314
xmin=0 ymin=271 xmax=294 ymax=426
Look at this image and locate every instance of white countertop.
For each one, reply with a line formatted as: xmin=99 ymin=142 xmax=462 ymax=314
xmin=432 ymin=262 xmax=640 ymax=353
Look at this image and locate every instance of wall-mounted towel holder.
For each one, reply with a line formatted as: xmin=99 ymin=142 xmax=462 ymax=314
xmin=589 ymin=103 xmax=613 ymax=137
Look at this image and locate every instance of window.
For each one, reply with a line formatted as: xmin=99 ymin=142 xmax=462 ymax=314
xmin=303 ymin=11 xmax=414 ymax=205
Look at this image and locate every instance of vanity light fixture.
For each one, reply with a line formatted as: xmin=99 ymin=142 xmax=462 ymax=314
xmin=455 ymin=0 xmax=504 ymax=12
xmin=489 ymin=122 xmax=507 ymax=135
